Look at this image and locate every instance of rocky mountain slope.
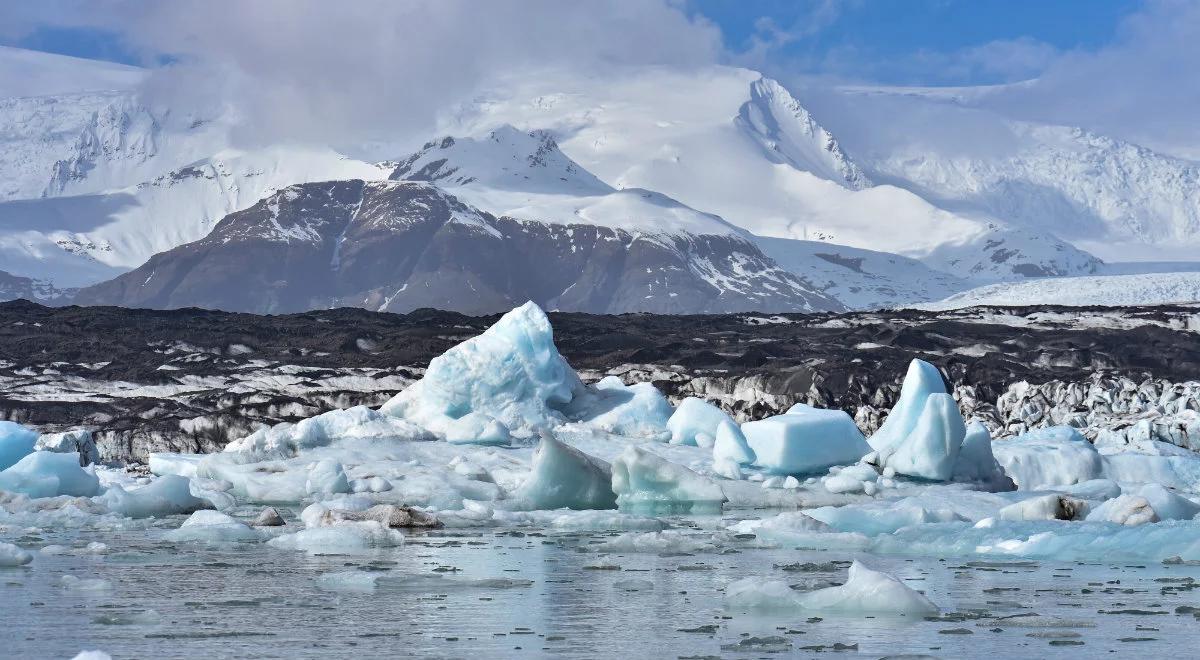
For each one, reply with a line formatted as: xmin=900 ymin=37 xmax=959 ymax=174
xmin=75 ymin=173 xmax=839 ymax=314
xmin=5 ymin=300 xmax=1200 ymax=463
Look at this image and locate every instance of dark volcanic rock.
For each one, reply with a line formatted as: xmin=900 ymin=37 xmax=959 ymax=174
xmin=75 ymin=179 xmax=840 ymax=315
xmin=3 ymin=300 xmax=1200 ymax=462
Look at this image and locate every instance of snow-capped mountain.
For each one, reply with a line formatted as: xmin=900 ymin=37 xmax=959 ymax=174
xmin=5 ymin=46 xmax=1200 ymax=311
xmin=753 ymin=236 xmax=966 ymax=310
xmin=445 ymin=66 xmax=1102 ymax=282
xmin=0 ymin=146 xmax=390 ymax=287
xmin=807 ymin=84 xmax=1200 ymax=263
xmin=75 ymin=176 xmax=841 ymax=314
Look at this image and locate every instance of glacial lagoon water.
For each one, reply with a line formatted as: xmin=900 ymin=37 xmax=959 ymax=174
xmin=5 ymin=507 xmax=1199 ymax=659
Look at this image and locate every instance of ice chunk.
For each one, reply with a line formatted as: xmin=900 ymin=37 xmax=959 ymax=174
xmin=998 ymin=494 xmax=1087 ymax=521
xmin=34 ymin=429 xmax=100 ymax=466
xmin=305 ymin=460 xmax=350 ymax=496
xmin=743 ymin=405 xmax=870 ymax=475
xmin=713 ymin=420 xmax=756 ymax=466
xmin=1086 ymin=494 xmax=1159 ymax=525
xmin=268 ymin=520 xmax=404 ymax=554
xmin=0 ymin=421 xmax=37 ymax=471
xmin=993 ymin=427 xmax=1103 ymax=490
xmin=725 ymin=578 xmax=801 ymax=609
xmin=712 ymin=457 xmax=744 ymax=480
xmin=513 ymin=434 xmax=616 ymax=510
xmin=593 ymin=530 xmax=715 ymax=554
xmin=0 ymin=541 xmax=33 ymax=567
xmin=381 ymin=302 xmax=585 ymax=436
xmin=1101 ymin=452 xmax=1200 ymax=492
xmin=806 ymin=501 xmax=968 ymax=536
xmin=667 ymin=397 xmax=736 ymax=447
xmin=611 ymin=446 xmax=726 ymax=513
xmin=1137 ymin=483 xmax=1200 ymax=520
xmin=1058 ymin=478 xmax=1122 ymax=501
xmin=867 ymin=359 xmax=946 ymax=451
xmin=0 ymin=451 xmax=100 ymax=498
xmin=951 ymin=421 xmax=1014 ymax=488
xmin=101 ymin=475 xmax=213 ymax=518
xmin=796 ymin=560 xmax=938 ymax=615
xmin=227 ymin=405 xmax=431 ymax=455
xmin=874 ymin=394 xmax=964 ymax=481
xmin=164 ymin=510 xmax=264 ymax=543
xmin=100 ymin=477 xmax=211 ymax=520
xmin=441 ymin=412 xmax=512 ymax=446
xmin=574 ymin=377 xmax=673 ymax=438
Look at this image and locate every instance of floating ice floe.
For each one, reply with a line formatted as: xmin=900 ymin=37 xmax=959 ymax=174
xmin=100 ymin=474 xmax=214 ymax=518
xmin=725 ymin=560 xmax=938 ymax=616
xmin=164 ymin=510 xmax=264 ymax=543
xmin=611 ymin=446 xmax=726 ymax=513
xmin=992 ymin=426 xmax=1104 ymax=489
xmin=0 ymin=541 xmax=33 ymax=567
xmin=998 ymin=493 xmax=1087 ymax=521
xmin=742 ymin=404 xmax=870 ymax=475
xmin=0 ymin=452 xmax=100 ymax=498
xmin=512 ymin=434 xmax=616 ymax=510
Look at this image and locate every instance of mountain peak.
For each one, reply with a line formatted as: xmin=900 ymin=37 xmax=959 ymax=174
xmin=391 ymin=124 xmax=611 ymax=195
xmin=738 ymin=76 xmax=871 ymax=190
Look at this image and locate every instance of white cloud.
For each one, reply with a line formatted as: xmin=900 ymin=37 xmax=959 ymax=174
xmin=981 ymin=0 xmax=1200 ymax=158
xmin=3 ymin=0 xmax=722 ymax=151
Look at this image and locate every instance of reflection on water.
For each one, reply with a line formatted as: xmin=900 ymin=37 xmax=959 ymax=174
xmin=3 ymin=510 xmax=1199 ymax=658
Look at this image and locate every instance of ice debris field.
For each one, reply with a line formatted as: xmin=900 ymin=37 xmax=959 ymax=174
xmin=4 ymin=302 xmax=1200 ymax=658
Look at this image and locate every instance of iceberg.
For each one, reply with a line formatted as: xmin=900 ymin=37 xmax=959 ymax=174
xmin=164 ymin=510 xmax=264 ymax=543
xmin=381 ymin=302 xmax=585 ymax=437
xmin=742 ymin=404 xmax=870 ymax=475
xmin=441 ymin=412 xmax=512 ymax=446
xmin=0 ymin=421 xmax=38 ymax=471
xmin=796 ymin=560 xmax=939 ymax=615
xmin=305 ymin=460 xmax=351 ymax=496
xmin=992 ymin=427 xmax=1104 ymax=489
xmin=667 ymin=397 xmax=736 ymax=447
xmin=1136 ymin=483 xmax=1200 ymax=520
xmin=950 ymin=422 xmax=1015 ymax=489
xmin=874 ymin=393 xmax=965 ymax=481
xmin=713 ymin=420 xmax=756 ymax=466
xmin=611 ymin=446 xmax=726 ymax=513
xmin=0 ymin=541 xmax=33 ymax=567
xmin=0 ymin=451 xmax=100 ymax=498
xmin=100 ymin=475 xmax=213 ymax=519
xmin=998 ymin=494 xmax=1087 ymax=521
xmin=867 ymin=359 xmax=947 ymax=451
xmin=573 ymin=377 xmax=673 ymax=439
xmin=34 ymin=429 xmax=100 ymax=466
xmin=1085 ymin=494 xmax=1159 ymax=525
xmin=268 ymin=520 xmax=405 ymax=554
xmin=513 ymin=434 xmax=617 ymax=510
xmin=728 ymin=561 xmax=939 ymax=616
xmin=227 ymin=406 xmax=432 ymax=455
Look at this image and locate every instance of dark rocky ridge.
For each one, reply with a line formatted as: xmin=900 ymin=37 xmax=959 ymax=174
xmin=3 ymin=299 xmax=1200 ymax=462
xmin=74 ymin=180 xmax=840 ymax=315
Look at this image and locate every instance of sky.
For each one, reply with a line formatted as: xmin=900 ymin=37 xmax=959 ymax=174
xmin=0 ymin=0 xmax=1195 ymax=157
xmin=4 ymin=1 xmax=1147 ymax=86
